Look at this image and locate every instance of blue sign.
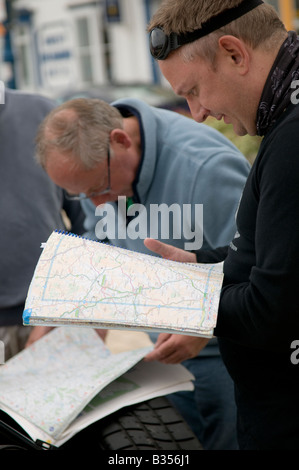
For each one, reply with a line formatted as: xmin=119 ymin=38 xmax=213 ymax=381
xmin=106 ymin=0 xmax=122 ymax=23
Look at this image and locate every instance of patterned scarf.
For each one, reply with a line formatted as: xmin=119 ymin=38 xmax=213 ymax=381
xmin=256 ymin=31 xmax=299 ymax=137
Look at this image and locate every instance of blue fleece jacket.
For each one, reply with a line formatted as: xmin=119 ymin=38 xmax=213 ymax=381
xmin=83 ymin=97 xmax=250 ymax=252
xmin=81 ymin=98 xmax=251 ymax=355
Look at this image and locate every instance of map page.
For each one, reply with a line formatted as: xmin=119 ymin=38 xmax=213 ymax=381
xmin=23 ymin=231 xmax=224 ymax=337
xmin=0 ymin=327 xmax=152 ymax=443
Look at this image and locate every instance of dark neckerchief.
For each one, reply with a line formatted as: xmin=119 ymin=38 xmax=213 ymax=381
xmin=256 ymin=31 xmax=299 ymax=137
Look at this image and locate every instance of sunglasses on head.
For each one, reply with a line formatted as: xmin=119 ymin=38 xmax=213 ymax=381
xmin=149 ymin=0 xmax=264 ymax=60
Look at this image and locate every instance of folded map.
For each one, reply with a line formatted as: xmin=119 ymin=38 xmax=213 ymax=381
xmin=23 ymin=231 xmax=224 ymax=337
xmin=0 ymin=327 xmax=194 ymax=447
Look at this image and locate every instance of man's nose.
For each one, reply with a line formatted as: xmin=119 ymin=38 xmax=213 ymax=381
xmin=90 ymin=195 xmax=108 ymax=206
xmin=188 ymin=102 xmax=210 ymax=123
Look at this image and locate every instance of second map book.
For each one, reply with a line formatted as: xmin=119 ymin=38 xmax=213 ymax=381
xmin=23 ymin=231 xmax=224 ymax=337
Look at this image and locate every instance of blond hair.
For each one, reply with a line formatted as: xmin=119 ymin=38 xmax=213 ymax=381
xmin=149 ymin=1 xmax=287 ymax=63
xmin=35 ymin=98 xmax=123 ymax=170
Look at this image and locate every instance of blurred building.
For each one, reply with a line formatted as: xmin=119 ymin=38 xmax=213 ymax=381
xmin=1 ymin=0 xmax=299 ymax=97
xmin=1 ymin=0 xmax=162 ymax=97
xmin=267 ymin=0 xmax=296 ymax=30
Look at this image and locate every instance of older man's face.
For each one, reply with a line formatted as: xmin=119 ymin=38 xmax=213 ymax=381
xmin=45 ymin=150 xmax=114 ymax=206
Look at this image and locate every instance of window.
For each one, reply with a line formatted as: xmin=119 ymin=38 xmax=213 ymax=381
xmin=71 ymin=5 xmax=106 ymax=86
xmin=76 ymin=16 xmax=93 ymax=82
xmin=13 ymin=23 xmax=35 ymax=90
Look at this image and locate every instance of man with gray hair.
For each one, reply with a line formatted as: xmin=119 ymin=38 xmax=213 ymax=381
xmin=147 ymin=0 xmax=299 ymax=449
xmin=33 ymin=96 xmax=250 ymax=449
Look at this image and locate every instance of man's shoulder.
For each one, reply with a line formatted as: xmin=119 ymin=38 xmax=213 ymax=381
xmin=4 ymin=88 xmax=55 ymax=113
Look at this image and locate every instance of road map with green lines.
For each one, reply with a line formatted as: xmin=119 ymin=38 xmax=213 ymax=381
xmin=0 ymin=327 xmax=193 ymax=446
xmin=23 ymin=231 xmax=223 ymax=337
xmin=0 ymin=328 xmax=151 ymax=443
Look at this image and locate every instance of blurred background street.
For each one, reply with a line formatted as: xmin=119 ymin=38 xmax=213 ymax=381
xmin=1 ymin=0 xmax=298 ymax=354
xmin=1 ymin=1 xmax=298 ymax=162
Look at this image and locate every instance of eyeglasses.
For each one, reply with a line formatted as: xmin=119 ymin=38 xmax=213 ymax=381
xmin=65 ymin=147 xmax=111 ymax=201
xmin=149 ymin=0 xmax=263 ymax=60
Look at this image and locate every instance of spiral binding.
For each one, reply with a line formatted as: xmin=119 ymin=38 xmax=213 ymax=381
xmin=55 ymin=229 xmax=100 ymax=243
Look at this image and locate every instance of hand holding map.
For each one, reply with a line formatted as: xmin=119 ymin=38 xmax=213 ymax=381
xmin=23 ymin=231 xmax=223 ymax=337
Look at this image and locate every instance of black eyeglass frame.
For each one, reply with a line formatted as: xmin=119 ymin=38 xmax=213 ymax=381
xmin=65 ymin=147 xmax=111 ymax=201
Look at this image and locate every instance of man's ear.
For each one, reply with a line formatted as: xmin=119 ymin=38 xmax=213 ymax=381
xmin=110 ymin=128 xmax=131 ymax=149
xmin=218 ymin=35 xmax=249 ymax=74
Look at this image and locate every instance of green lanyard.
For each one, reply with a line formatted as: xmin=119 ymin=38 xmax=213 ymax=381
xmin=126 ymin=197 xmax=134 ymax=210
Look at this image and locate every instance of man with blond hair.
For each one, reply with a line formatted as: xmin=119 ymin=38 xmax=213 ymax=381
xmin=147 ymin=0 xmax=299 ymax=450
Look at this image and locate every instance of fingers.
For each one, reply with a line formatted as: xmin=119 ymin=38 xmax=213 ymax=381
xmin=144 ymin=238 xmax=196 ymax=263
xmin=25 ymin=326 xmax=54 ymax=347
xmin=144 ymin=333 xmax=173 ymax=362
xmin=144 ymin=334 xmax=210 ymax=364
xmin=95 ymin=329 xmax=108 ymax=341
xmin=144 ymin=238 xmax=175 ymax=259
xmin=144 ymin=334 xmax=190 ymax=364
xmin=144 ymin=346 xmax=182 ymax=364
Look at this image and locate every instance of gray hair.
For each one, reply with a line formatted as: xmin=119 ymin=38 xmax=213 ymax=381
xmin=35 ymin=98 xmax=123 ymax=170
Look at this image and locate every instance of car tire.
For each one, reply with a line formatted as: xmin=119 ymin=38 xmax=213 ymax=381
xmin=62 ymin=397 xmax=203 ymax=451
